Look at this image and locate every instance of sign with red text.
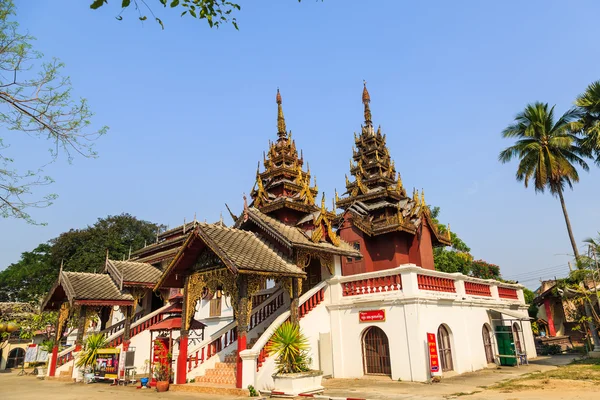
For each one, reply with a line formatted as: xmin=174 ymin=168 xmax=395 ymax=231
xmin=427 ymin=333 xmax=440 ymax=374
xmin=359 ymin=309 xmax=385 ymax=323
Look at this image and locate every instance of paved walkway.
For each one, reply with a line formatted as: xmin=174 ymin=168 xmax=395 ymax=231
xmin=0 ymin=355 xmax=579 ymax=400
xmin=321 ymin=355 xmax=577 ymax=400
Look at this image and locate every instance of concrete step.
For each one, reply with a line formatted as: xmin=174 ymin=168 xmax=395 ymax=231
xmin=171 ymin=382 xmax=249 ymax=396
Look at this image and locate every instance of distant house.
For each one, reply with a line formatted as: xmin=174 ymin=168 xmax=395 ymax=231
xmin=533 ymin=280 xmax=596 ymax=350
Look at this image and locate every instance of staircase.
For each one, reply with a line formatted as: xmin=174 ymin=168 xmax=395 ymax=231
xmin=184 ymin=288 xmax=286 ymax=382
xmin=194 ymin=353 xmax=237 ymax=385
xmin=193 ymin=331 xmax=265 ymax=385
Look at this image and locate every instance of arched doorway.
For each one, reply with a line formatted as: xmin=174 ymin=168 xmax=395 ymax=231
xmin=437 ymin=324 xmax=453 ymax=372
xmin=482 ymin=324 xmax=494 ymax=364
xmin=6 ymin=348 xmax=25 ymax=369
xmin=512 ymin=323 xmax=522 ymax=353
xmin=362 ymin=326 xmax=391 ymax=376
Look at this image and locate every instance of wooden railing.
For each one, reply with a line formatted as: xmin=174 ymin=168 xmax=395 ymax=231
xmin=99 ymin=310 xmax=145 ymax=337
xmin=417 ymin=274 xmax=456 ymax=293
xmin=186 ymin=289 xmax=286 ymax=372
xmin=255 ymin=285 xmax=325 ymax=372
xmin=498 ymin=287 xmax=519 ymax=300
xmin=342 ymin=274 xmax=402 ymax=296
xmin=56 ymin=303 xmax=173 ymax=367
xmin=464 ymin=282 xmax=491 ymax=297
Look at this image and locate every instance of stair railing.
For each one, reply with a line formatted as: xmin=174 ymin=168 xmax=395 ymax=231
xmin=186 ymin=286 xmax=286 ymax=372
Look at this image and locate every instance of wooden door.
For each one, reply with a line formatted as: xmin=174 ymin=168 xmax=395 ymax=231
xmin=362 ymin=327 xmax=391 ymax=375
xmin=437 ymin=325 xmax=453 ymax=372
xmin=482 ymin=325 xmax=494 ymax=363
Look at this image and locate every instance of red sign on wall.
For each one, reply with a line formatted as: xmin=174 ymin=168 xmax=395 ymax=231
xmin=427 ymin=333 xmax=440 ymax=373
xmin=359 ymin=309 xmax=385 ymax=323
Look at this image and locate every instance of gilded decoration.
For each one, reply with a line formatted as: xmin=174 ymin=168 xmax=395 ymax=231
xmin=56 ymin=302 xmax=70 ymax=339
xmin=317 ymin=253 xmax=334 ymax=275
xmin=193 ymin=249 xmax=224 ymax=272
xmin=185 ymin=272 xmax=206 ymax=330
xmin=130 ymin=287 xmax=146 ymax=319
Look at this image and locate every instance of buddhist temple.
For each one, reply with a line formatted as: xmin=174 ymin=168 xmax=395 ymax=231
xmin=40 ymin=85 xmax=535 ymax=396
xmin=336 ymin=82 xmax=451 ymax=275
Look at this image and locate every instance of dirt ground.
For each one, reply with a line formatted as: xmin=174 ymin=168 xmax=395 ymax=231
xmin=0 ymin=355 xmax=597 ymax=400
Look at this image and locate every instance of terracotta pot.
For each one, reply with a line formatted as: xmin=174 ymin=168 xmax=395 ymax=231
xmin=156 ymin=381 xmax=169 ymax=392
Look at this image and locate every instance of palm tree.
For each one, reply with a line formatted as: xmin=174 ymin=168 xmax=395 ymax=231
xmin=499 ymin=102 xmax=589 ymax=259
xmin=574 ymin=80 xmax=600 ymax=165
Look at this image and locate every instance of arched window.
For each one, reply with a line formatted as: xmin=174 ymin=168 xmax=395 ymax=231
xmin=437 ymin=324 xmax=453 ymax=372
xmin=6 ymin=347 xmax=25 ymax=369
xmin=362 ymin=326 xmax=391 ymax=376
xmin=482 ymin=324 xmax=494 ymax=364
xmin=512 ymin=323 xmax=522 ymax=353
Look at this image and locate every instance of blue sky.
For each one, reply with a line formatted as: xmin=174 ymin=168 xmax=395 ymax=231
xmin=3 ymin=0 xmax=600 ymax=288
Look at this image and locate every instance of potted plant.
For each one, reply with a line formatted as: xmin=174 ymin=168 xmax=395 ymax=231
xmin=153 ymin=341 xmax=172 ymax=392
xmin=76 ymin=333 xmax=107 ymax=383
xmin=153 ymin=362 xmax=170 ymax=392
xmin=269 ymin=321 xmax=323 ymax=396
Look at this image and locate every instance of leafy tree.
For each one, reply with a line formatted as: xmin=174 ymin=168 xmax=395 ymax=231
xmin=433 ymin=248 xmax=472 ymax=275
xmin=574 ymin=80 xmax=600 ymax=165
xmin=500 ymin=102 xmax=599 ymax=348
xmin=499 ymin=102 xmax=588 ymax=260
xmin=0 ymin=213 xmax=164 ymax=302
xmin=470 ymin=259 xmax=501 ymax=280
xmin=0 ymin=1 xmax=106 ymax=224
xmin=523 ymin=288 xmax=538 ymax=319
xmin=0 ymin=244 xmax=54 ymax=302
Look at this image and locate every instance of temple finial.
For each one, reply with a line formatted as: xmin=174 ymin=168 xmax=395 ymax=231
xmin=276 ymin=88 xmax=287 ymax=138
xmin=243 ymin=193 xmax=249 ymax=221
xmin=60 ymin=258 xmax=64 ymax=273
xmin=362 ymin=80 xmax=372 ymax=127
xmin=421 ymin=189 xmax=426 ymax=207
xmin=321 ymin=192 xmax=326 ymax=212
xmin=183 ymin=217 xmax=187 ymax=234
xmin=225 ymin=203 xmax=238 ymax=222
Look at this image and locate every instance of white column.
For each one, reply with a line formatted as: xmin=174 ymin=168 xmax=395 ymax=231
xmin=239 ymin=350 xmax=257 ymax=388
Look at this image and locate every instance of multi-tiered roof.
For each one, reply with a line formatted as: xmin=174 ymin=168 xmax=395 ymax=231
xmin=336 ymin=83 xmax=451 ymax=246
xmin=250 ymin=90 xmax=319 ymax=216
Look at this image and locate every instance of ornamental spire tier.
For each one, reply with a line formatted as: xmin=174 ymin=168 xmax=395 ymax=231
xmin=250 ymin=89 xmax=320 ymax=223
xmin=336 ymin=83 xmax=450 ymax=270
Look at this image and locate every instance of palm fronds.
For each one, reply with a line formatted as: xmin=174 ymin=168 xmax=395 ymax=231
xmin=268 ymin=321 xmax=311 ymax=374
xmin=75 ymin=333 xmax=108 ymax=369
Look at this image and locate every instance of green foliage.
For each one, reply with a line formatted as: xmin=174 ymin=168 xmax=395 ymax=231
xmin=75 ymin=333 xmax=108 ymax=370
xmin=470 ymin=259 xmax=501 ymax=280
xmin=433 ymin=248 xmax=472 ymax=275
xmin=0 ymin=244 xmax=54 ymax=302
xmin=574 ymin=80 xmax=600 ymax=165
xmin=0 ymin=213 xmax=164 ymax=302
xmin=268 ymin=321 xmax=311 ymax=374
xmin=523 ymin=288 xmax=539 ymax=318
xmin=431 ymin=205 xmax=501 ymax=279
xmin=247 ymin=385 xmax=258 ymax=397
xmin=90 ymin=0 xmax=318 ymax=30
xmin=0 ymin=1 xmax=106 ymax=224
xmin=499 ymin=102 xmax=588 ymax=195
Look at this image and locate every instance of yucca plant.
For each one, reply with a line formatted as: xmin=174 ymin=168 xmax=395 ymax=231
xmin=76 ymin=333 xmax=108 ymax=370
xmin=268 ymin=321 xmax=311 ymax=374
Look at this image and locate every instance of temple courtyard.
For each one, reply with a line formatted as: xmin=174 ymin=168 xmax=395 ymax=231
xmin=1 ymin=355 xmax=598 ymax=400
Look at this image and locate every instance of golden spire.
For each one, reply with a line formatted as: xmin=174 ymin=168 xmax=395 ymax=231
xmin=362 ymin=80 xmax=372 ymax=126
xmin=276 ymin=88 xmax=286 ymax=138
xmin=321 ymin=192 xmax=326 ymax=212
xmin=395 ymin=172 xmax=403 ymax=194
xmin=345 ymin=174 xmax=350 ymax=187
xmin=447 ymin=223 xmax=451 ymax=239
xmin=335 ymin=188 xmax=340 ymax=203
xmin=313 ymin=175 xmax=318 ymax=192
xmin=413 ymin=188 xmax=418 ymax=203
xmin=420 ymin=189 xmax=426 ymax=207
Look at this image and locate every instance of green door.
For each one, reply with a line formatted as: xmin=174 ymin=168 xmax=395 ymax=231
xmin=495 ymin=326 xmax=517 ymax=366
